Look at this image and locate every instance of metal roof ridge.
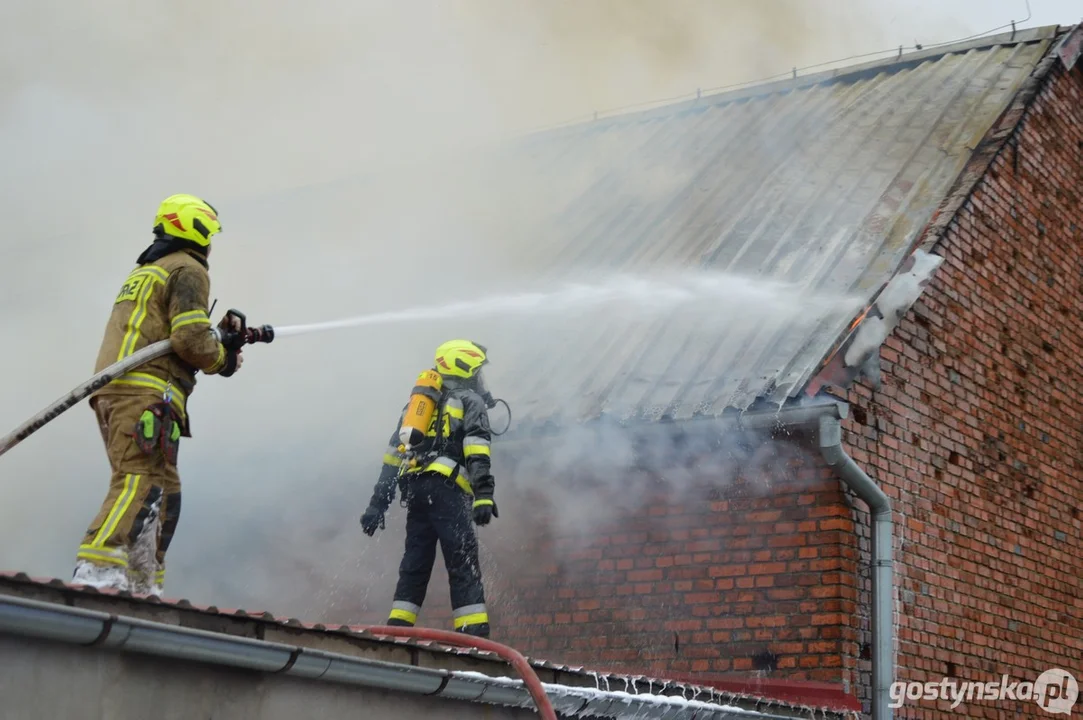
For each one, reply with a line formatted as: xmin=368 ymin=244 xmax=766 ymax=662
xmin=735 ymin=24 xmax=1062 ymax=99
xmin=218 ymin=24 xmax=1069 ymax=207
xmin=518 ymin=24 xmax=1063 ymax=139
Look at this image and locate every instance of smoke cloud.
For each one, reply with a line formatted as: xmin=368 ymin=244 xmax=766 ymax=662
xmin=1 ymin=0 xmax=986 ymax=623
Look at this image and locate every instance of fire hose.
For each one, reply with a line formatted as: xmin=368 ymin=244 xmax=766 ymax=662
xmin=0 ymin=308 xmax=513 ymax=460
xmin=359 ymin=625 xmax=556 ymax=720
xmin=0 ymin=310 xmax=274 ymax=460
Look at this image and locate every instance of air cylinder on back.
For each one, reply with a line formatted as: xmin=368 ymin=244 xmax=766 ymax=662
xmin=398 ymin=369 xmax=444 ymax=451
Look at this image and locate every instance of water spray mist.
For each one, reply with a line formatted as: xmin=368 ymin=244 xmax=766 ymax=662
xmin=0 ymin=272 xmax=861 ymax=459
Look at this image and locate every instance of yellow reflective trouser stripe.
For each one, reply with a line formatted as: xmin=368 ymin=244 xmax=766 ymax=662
xmin=110 ymin=372 xmax=187 ymax=422
xmin=453 ymin=602 xmax=487 ymax=628
xmin=463 ymin=434 xmax=490 ymax=458
xmin=170 ymin=309 xmax=211 ymax=332
xmin=389 ymin=606 xmax=418 ymax=623
xmin=453 ymin=613 xmax=489 ymax=629
xmin=89 ymin=473 xmax=141 ymax=548
xmin=454 ymin=603 xmax=486 ymax=616
xmin=76 ymin=546 xmax=128 ymax=567
xmin=389 ymin=608 xmax=417 ymax=624
xmin=118 ymin=271 xmax=165 ymax=360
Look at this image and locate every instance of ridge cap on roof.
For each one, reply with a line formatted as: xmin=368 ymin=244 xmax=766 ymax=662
xmin=518 ymin=24 xmax=1064 ymax=142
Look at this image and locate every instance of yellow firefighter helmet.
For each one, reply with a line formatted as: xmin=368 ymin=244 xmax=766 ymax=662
xmin=154 ymin=194 xmax=222 ymax=247
xmin=434 ymin=339 xmax=488 ymax=379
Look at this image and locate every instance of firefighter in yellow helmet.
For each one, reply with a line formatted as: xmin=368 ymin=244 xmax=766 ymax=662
xmin=362 ymin=339 xmax=498 ymax=638
xmin=71 ymin=193 xmax=249 ymax=596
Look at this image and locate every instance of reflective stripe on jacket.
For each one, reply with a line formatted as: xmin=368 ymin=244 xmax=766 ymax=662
xmin=368 ymin=382 xmax=493 ymax=510
xmin=91 ymin=249 xmax=227 ymax=435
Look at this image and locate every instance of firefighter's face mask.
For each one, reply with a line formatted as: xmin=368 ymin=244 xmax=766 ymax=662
xmin=474 ymin=368 xmax=496 ymax=409
xmin=473 ymin=366 xmax=511 ymax=435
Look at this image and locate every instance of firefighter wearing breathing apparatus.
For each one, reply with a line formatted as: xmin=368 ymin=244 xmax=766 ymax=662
xmin=361 ymin=339 xmax=499 ymax=638
xmin=72 ymin=193 xmax=249 ymax=596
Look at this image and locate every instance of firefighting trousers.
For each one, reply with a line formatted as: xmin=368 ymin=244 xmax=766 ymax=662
xmin=388 ymin=474 xmax=489 ymax=634
xmin=76 ymin=394 xmax=182 ymax=585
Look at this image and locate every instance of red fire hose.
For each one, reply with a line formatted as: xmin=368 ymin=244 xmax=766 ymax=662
xmin=360 ymin=626 xmax=556 ymax=720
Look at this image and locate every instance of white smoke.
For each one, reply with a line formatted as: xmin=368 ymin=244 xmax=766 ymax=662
xmin=0 ymin=0 xmax=1002 ymax=624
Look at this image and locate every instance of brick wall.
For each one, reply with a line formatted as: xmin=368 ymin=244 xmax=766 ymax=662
xmin=840 ymin=59 xmax=1083 ymax=717
xmin=479 ymin=433 xmax=861 ymax=688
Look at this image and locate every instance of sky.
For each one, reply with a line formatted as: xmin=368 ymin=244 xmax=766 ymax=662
xmin=0 ymin=0 xmax=1078 ymax=619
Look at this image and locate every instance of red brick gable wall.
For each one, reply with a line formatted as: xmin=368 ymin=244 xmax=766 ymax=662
xmin=485 ymin=444 xmax=859 ymax=682
xmin=840 ymin=58 xmax=1083 ymax=717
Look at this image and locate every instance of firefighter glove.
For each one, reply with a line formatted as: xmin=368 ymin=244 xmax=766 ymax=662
xmin=472 ymin=498 xmax=498 ymax=526
xmin=217 ymin=311 xmax=246 ymax=344
xmin=361 ymin=505 xmax=386 ymax=536
xmin=217 ymin=322 xmax=246 ymax=351
xmin=216 ymin=315 xmax=245 ymax=378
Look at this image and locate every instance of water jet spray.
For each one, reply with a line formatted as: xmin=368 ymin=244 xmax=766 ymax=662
xmin=1 ymin=272 xmax=852 ymax=460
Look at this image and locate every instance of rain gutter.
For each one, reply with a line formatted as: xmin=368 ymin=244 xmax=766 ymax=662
xmin=0 ymin=594 xmax=802 ymax=720
xmin=500 ymin=396 xmax=852 ymax=444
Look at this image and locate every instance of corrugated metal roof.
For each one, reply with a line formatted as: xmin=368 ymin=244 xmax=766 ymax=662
xmin=479 ymin=27 xmax=1058 ymax=431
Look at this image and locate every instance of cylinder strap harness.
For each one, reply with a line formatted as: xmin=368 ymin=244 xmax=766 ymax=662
xmin=395 ymin=382 xmax=460 ymax=502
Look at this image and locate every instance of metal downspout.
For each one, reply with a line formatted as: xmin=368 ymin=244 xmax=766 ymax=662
xmin=817 ymin=413 xmax=893 ymax=720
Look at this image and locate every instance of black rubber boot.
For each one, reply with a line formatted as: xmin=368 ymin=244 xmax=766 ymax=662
xmin=458 ymin=623 xmax=491 ymax=638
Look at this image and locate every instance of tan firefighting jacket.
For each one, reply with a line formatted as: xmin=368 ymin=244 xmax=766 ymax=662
xmin=91 ymin=249 xmax=228 ymax=436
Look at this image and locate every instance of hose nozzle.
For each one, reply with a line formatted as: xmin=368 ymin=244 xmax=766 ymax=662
xmin=213 ymin=309 xmax=274 ymax=346
xmin=246 ymin=324 xmax=275 ymax=344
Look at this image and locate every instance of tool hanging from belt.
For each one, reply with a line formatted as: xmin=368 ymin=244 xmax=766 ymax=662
xmin=133 ymin=381 xmax=182 ymax=464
